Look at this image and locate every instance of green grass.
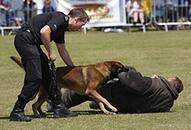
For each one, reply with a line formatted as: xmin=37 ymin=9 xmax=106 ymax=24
xmin=0 ymin=31 xmax=191 ymax=130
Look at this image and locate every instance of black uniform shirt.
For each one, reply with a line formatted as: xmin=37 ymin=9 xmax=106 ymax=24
xmin=27 ymin=12 xmax=69 ymax=45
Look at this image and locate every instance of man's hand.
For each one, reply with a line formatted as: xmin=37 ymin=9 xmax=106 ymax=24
xmin=151 ymin=75 xmax=159 ymax=78
xmin=48 ymin=53 xmax=57 ymax=62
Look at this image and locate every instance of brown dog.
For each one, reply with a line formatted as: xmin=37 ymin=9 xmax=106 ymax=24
xmin=10 ymin=56 xmax=124 ymax=116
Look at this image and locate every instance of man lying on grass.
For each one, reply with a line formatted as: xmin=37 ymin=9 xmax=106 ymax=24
xmin=48 ymin=66 xmax=183 ymax=113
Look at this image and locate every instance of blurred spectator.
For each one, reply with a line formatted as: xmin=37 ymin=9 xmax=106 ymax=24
xmin=189 ymin=5 xmax=191 ymax=21
xmin=42 ymin=0 xmax=55 ymax=13
xmin=143 ymin=0 xmax=152 ymax=17
xmin=0 ymin=0 xmax=10 ymax=26
xmin=0 ymin=0 xmax=9 ymax=10
xmin=164 ymin=0 xmax=178 ymax=22
xmin=126 ymin=0 xmax=145 ymax=24
xmin=152 ymin=5 xmax=164 ymax=22
xmin=22 ymin=0 xmax=37 ymax=22
xmin=0 ymin=0 xmax=22 ymax=26
xmin=178 ymin=0 xmax=190 ymax=19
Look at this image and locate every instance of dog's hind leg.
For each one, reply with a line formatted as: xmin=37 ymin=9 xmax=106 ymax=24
xmin=32 ymin=96 xmax=46 ymax=118
xmin=32 ymin=88 xmax=47 ymax=118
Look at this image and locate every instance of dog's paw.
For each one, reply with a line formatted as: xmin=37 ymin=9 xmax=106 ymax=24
xmin=103 ymin=110 xmax=116 ymax=115
xmin=110 ymin=106 xmax=118 ymax=112
xmin=107 ymin=111 xmax=117 ymax=115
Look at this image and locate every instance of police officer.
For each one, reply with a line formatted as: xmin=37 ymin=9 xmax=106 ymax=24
xmin=10 ymin=8 xmax=89 ymax=122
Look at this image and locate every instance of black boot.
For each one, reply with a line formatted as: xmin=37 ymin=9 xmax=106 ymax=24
xmin=51 ymin=96 xmax=78 ymax=118
xmin=47 ymin=100 xmax=54 ymax=113
xmin=53 ymin=103 xmax=78 ymax=118
xmin=10 ymin=95 xmax=31 ymax=122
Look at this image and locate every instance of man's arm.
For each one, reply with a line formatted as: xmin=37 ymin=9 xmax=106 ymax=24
xmin=40 ymin=25 xmax=56 ymax=61
xmin=56 ymin=43 xmax=74 ymax=66
xmin=151 ymin=75 xmax=159 ymax=79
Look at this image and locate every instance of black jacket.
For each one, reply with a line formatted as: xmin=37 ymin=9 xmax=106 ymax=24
xmin=99 ymin=75 xmax=178 ymax=113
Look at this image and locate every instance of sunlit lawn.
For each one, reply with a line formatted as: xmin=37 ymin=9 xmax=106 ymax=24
xmin=0 ymin=30 xmax=191 ymax=130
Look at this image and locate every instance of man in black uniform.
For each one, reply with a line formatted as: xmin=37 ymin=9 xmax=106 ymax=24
xmin=10 ymin=8 xmax=89 ymax=122
xmin=55 ymin=67 xmax=183 ymax=113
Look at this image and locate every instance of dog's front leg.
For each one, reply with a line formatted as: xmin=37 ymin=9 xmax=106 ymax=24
xmin=86 ymin=89 xmax=117 ymax=114
xmin=98 ymin=102 xmax=116 ymax=115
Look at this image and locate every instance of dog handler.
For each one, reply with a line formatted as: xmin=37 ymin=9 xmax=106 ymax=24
xmin=55 ymin=67 xmax=183 ymax=113
xmin=10 ymin=8 xmax=89 ymax=122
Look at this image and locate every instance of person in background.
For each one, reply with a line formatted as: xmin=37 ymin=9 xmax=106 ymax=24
xmin=0 ymin=0 xmax=22 ymax=26
xmin=0 ymin=0 xmax=11 ymax=26
xmin=0 ymin=0 xmax=9 ymax=10
xmin=22 ymin=0 xmax=37 ymax=22
xmin=42 ymin=0 xmax=55 ymax=13
xmin=126 ymin=0 xmax=145 ymax=25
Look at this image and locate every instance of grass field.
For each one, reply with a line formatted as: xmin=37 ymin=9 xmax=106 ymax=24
xmin=0 ymin=31 xmax=191 ymax=130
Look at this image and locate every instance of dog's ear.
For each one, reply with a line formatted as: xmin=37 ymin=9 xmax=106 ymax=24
xmin=104 ymin=61 xmax=124 ymax=80
xmin=104 ymin=61 xmax=124 ymax=73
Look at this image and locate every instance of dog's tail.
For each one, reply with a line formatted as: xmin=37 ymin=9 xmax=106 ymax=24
xmin=10 ymin=56 xmax=23 ymax=69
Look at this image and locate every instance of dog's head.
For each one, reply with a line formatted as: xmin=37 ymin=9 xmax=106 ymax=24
xmin=104 ymin=61 xmax=124 ymax=79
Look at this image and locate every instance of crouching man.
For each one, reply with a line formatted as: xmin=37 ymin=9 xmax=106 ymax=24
xmin=48 ymin=66 xmax=184 ymax=113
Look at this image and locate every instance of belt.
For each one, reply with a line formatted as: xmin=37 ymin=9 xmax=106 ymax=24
xmin=20 ymin=23 xmax=31 ymax=33
xmin=20 ymin=27 xmax=30 ymax=32
xmin=20 ymin=23 xmax=40 ymax=44
xmin=19 ymin=27 xmax=39 ymax=45
xmin=20 ymin=26 xmax=34 ymax=38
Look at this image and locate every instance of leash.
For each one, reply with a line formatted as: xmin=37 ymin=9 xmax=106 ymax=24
xmin=48 ymin=60 xmax=59 ymax=99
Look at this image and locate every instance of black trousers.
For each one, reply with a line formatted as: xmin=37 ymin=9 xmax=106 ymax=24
xmin=14 ymin=30 xmax=50 ymax=102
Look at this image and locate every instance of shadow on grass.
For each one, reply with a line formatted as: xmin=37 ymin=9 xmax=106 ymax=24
xmin=73 ymin=110 xmax=103 ymax=115
xmin=0 ymin=114 xmax=45 ymax=121
xmin=0 ymin=110 xmax=179 ymax=121
xmin=0 ymin=110 xmax=103 ymax=121
xmin=0 ymin=116 xmax=10 ymax=120
xmin=44 ymin=110 xmax=103 ymax=118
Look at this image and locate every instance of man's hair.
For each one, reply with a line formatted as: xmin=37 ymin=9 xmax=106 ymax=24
xmin=68 ymin=8 xmax=89 ymax=22
xmin=174 ymin=76 xmax=184 ymax=93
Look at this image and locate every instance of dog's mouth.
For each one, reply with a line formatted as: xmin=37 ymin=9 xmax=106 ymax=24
xmin=108 ymin=62 xmax=125 ymax=80
xmin=118 ymin=66 xmax=125 ymax=73
xmin=110 ymin=73 xmax=118 ymax=79
xmin=110 ymin=68 xmax=123 ymax=80
xmin=111 ymin=65 xmax=136 ymax=79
